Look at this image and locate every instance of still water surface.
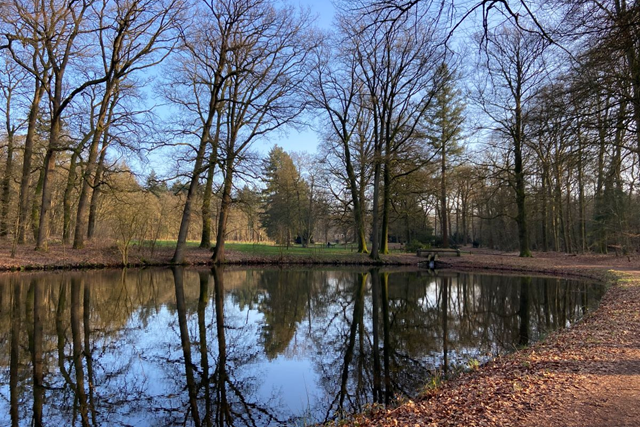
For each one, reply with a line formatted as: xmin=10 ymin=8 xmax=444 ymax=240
xmin=0 ymin=267 xmax=604 ymax=426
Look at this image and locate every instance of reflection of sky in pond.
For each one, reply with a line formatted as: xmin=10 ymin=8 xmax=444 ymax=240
xmin=259 ymin=355 xmax=320 ymax=415
xmin=0 ymin=268 xmax=604 ymax=426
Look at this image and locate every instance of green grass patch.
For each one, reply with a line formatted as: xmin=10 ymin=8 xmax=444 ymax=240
xmin=226 ymin=242 xmax=410 ymax=256
xmin=226 ymin=242 xmax=363 ymax=256
xmin=135 ymin=239 xmax=194 ymax=249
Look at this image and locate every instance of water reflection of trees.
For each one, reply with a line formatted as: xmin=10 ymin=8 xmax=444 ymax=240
xmin=170 ymin=266 xmax=284 ymax=426
xmin=254 ymin=270 xmax=315 ymax=359
xmin=307 ymin=271 xmax=604 ymax=422
xmin=0 ymin=268 xmax=604 ymax=426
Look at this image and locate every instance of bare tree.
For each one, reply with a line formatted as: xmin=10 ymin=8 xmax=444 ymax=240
xmin=309 ymin=37 xmax=373 ymax=253
xmin=562 ymin=0 xmax=640 ymax=154
xmin=361 ymin=0 xmax=552 ymax=41
xmin=184 ymin=0 xmax=315 ymax=264
xmin=2 ymin=1 xmax=52 ymax=244
xmin=476 ymin=23 xmax=550 ymax=256
xmin=342 ymin=1 xmax=445 ymax=259
xmin=72 ymin=0 xmax=183 ymax=249
xmin=5 ymin=0 xmax=105 ymax=250
xmin=428 ymin=62 xmax=465 ymax=248
xmin=0 ymin=52 xmax=27 ymax=236
xmin=165 ymin=0 xmax=240 ymax=264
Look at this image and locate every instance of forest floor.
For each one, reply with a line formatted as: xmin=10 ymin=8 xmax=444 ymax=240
xmin=0 ymin=242 xmax=638 ymax=426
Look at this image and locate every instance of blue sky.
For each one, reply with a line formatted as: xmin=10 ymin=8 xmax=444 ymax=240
xmin=143 ymin=0 xmax=335 ymax=178
xmin=256 ymin=0 xmax=336 ymax=156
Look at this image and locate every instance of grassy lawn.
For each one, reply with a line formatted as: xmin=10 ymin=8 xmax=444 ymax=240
xmin=146 ymin=239 xmax=201 ymax=249
xmin=226 ymin=242 xmax=362 ymax=255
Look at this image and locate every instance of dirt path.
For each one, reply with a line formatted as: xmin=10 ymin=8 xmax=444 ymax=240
xmin=346 ymin=250 xmax=640 ymax=426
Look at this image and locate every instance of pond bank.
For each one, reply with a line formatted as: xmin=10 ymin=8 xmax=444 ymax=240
xmin=0 ymin=242 xmax=421 ymax=271
xmin=346 ymin=250 xmax=640 ymax=427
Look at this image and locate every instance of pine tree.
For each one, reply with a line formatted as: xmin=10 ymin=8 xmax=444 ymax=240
xmin=261 ymin=146 xmax=309 ymax=246
xmin=429 ymin=62 xmax=465 ymax=248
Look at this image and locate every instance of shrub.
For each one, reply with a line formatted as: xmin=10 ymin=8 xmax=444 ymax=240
xmin=406 ymin=239 xmax=425 ymax=253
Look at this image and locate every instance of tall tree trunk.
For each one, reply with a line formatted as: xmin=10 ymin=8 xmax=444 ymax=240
xmin=594 ymin=97 xmax=609 ymax=252
xmin=212 ymin=157 xmax=234 ymax=264
xmin=357 ymin=162 xmax=369 ymax=252
xmin=552 ymin=199 xmax=559 ymax=252
xmin=578 ymin=150 xmax=586 ymax=253
xmin=565 ymin=176 xmax=574 ymax=253
xmin=441 ymin=144 xmax=448 ymax=247
xmin=172 ymin=86 xmax=218 ymax=263
xmin=200 ymin=145 xmax=218 ymax=248
xmin=74 ymin=87 xmax=116 ymax=249
xmin=35 ymin=114 xmax=62 ymax=251
xmin=171 ymin=136 xmax=211 ymax=264
xmin=405 ymin=211 xmax=411 ymax=244
xmin=201 ymin=112 xmax=222 ymax=249
xmin=541 ymin=164 xmax=549 ymax=252
xmin=346 ymin=160 xmax=366 ymax=251
xmin=380 ymin=111 xmax=394 ymax=255
xmin=514 ymin=93 xmax=531 ymax=257
xmin=305 ymin=178 xmax=315 ymax=247
xmin=1 ymin=128 xmax=15 ymax=237
xmin=370 ymin=143 xmax=383 ymax=260
xmin=87 ymin=146 xmax=108 ymax=239
xmin=455 ymin=195 xmax=460 ymax=244
xmin=461 ymin=190 xmax=469 ymax=246
xmin=62 ymin=150 xmax=80 ymax=244
xmin=18 ymin=82 xmax=45 ymax=244
xmin=381 ymin=159 xmax=391 ymax=254
xmin=36 ymin=55 xmax=71 ymax=251
xmin=31 ymin=167 xmax=45 ymax=242
xmin=554 ymin=162 xmax=567 ymax=252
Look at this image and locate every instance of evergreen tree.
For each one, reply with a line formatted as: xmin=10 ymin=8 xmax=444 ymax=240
xmin=429 ymin=62 xmax=465 ymax=247
xmin=145 ymin=170 xmax=168 ymax=196
xmin=261 ymin=146 xmax=309 ymax=246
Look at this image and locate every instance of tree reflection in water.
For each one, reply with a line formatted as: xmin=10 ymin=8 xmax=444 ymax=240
xmin=0 ymin=268 xmax=604 ymax=426
xmin=9 ymin=277 xmax=21 ymax=427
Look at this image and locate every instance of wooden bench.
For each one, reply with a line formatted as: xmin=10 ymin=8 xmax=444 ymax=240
xmin=417 ymin=248 xmax=461 ymax=258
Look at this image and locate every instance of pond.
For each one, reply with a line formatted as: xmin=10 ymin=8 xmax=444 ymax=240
xmin=0 ymin=267 xmax=604 ymax=426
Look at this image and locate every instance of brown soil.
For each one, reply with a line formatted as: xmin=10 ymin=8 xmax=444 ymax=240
xmin=0 ymin=241 xmax=211 ymax=270
xmin=1 ymin=243 xmax=638 ymax=426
